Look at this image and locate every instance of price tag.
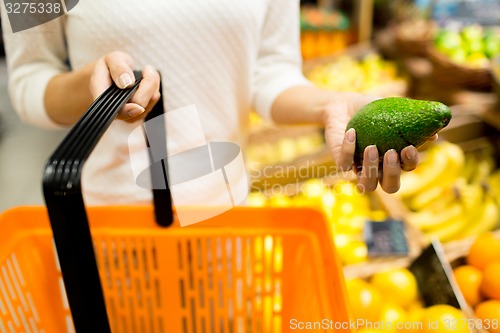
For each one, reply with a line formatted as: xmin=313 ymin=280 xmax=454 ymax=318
xmin=364 ymin=219 xmax=409 ymax=257
xmin=409 ymin=239 xmax=468 ymax=310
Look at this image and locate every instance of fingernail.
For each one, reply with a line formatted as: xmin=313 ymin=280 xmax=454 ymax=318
xmin=128 ymin=107 xmax=145 ymax=117
xmin=387 ymin=149 xmax=398 ymax=167
xmin=405 ymin=146 xmax=416 ymax=160
xmin=346 ymin=128 xmax=355 ymax=143
xmin=368 ymin=145 xmax=378 ymax=162
xmin=119 ymin=73 xmax=133 ymax=88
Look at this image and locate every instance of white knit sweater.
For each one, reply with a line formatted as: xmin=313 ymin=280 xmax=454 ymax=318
xmin=1 ymin=0 xmax=309 ymax=204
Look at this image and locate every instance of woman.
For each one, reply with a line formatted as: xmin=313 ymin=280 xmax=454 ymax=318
xmin=1 ymin=0 xmax=421 ymax=205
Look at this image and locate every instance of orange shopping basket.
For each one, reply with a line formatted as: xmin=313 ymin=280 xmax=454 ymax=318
xmin=0 ymin=73 xmax=350 ymax=333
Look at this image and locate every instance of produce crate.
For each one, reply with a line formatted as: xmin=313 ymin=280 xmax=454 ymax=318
xmin=427 ymin=46 xmax=493 ymax=90
xmin=394 ymin=20 xmax=437 ymax=57
xmin=493 ymin=55 xmax=500 ymax=103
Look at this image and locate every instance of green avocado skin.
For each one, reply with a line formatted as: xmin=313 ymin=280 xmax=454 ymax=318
xmin=346 ymin=97 xmax=452 ymax=164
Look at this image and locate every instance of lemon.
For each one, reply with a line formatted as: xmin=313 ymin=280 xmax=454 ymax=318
xmin=370 ymin=268 xmax=419 ymax=308
xmin=378 ymin=303 xmax=407 ymax=332
xmin=338 ymin=240 xmax=368 ymax=265
xmin=345 ymin=278 xmax=383 ymax=325
xmin=421 ymin=305 xmax=469 ymax=333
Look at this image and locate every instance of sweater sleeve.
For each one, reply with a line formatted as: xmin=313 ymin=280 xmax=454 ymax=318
xmin=251 ymin=0 xmax=312 ymax=121
xmin=1 ymin=7 xmax=69 ymax=129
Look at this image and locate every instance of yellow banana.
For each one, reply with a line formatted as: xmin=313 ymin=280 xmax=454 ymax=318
xmin=399 ymin=142 xmax=464 ymax=198
xmin=408 ymin=201 xmax=463 ymax=231
xmin=454 ymin=194 xmax=499 ymax=239
xmin=424 ymin=214 xmax=468 ymax=243
xmin=425 ymin=180 xmax=498 ymax=242
xmin=408 ymin=185 xmax=451 ymax=211
xmin=470 ymin=157 xmax=496 ymax=184
xmin=461 ymin=152 xmax=477 ymax=182
xmin=487 ymin=170 xmax=500 ymax=206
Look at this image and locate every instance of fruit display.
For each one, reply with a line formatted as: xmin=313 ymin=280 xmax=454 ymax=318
xmin=306 ymin=54 xmax=408 ymax=96
xmin=452 ymin=232 xmax=500 ymax=331
xmin=248 ymin=179 xmax=389 ymax=265
xmin=433 ymin=25 xmax=499 ymax=68
xmin=245 ymin=128 xmax=324 ymax=169
xmin=300 ymin=6 xmax=350 ymax=59
xmin=346 ymin=97 xmax=451 ymax=165
xmin=399 ymin=141 xmax=500 ymax=243
xmin=346 ymin=267 xmax=472 ymax=333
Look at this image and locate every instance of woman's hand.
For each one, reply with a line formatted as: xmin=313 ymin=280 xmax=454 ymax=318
xmin=323 ymin=93 xmax=436 ymax=193
xmin=90 ymin=51 xmax=161 ymax=121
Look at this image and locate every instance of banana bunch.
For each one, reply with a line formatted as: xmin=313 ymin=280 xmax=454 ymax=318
xmin=401 ymin=141 xmax=500 ymax=243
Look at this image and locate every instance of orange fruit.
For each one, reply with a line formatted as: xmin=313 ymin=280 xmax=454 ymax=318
xmin=466 ymin=233 xmax=500 ymax=270
xmin=475 ymin=300 xmax=500 ymax=333
xmin=480 ymin=261 xmax=500 ymax=301
xmin=453 ymin=265 xmax=483 ymax=306
xmin=421 ymin=305 xmax=470 ymax=333
xmin=370 ymin=268 xmax=419 ymax=308
xmin=345 ymin=278 xmax=383 ymax=324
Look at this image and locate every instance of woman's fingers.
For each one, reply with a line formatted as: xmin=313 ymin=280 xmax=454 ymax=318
xmin=380 ymin=149 xmax=401 ymax=193
xmin=90 ymin=51 xmax=134 ymax=99
xmin=88 ymin=51 xmax=161 ymax=121
xmin=130 ymin=65 xmax=161 ymax=112
xmin=89 ymin=57 xmax=113 ymax=99
xmin=401 ymin=145 xmax=419 ymax=171
xmin=336 ymin=128 xmax=356 ymax=171
xmin=117 ymin=65 xmax=161 ymax=120
xmin=104 ymin=51 xmax=135 ymax=89
xmin=358 ymin=145 xmax=380 ymax=192
xmin=429 ymin=133 xmax=439 ymax=141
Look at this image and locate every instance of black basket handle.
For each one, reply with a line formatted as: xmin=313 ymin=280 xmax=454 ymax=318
xmin=43 ymin=71 xmax=173 ymax=333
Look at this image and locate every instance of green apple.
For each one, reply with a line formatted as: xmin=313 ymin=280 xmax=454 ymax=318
xmin=484 ymin=33 xmax=500 ymax=58
xmin=449 ymin=48 xmax=468 ymax=64
xmin=435 ymin=30 xmax=462 ymax=54
xmin=464 ymin=38 xmax=484 ymax=54
xmin=461 ymin=24 xmax=483 ymax=42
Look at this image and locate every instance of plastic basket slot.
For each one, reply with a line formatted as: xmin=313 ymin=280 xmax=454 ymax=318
xmin=92 ymin=237 xmax=164 ymax=333
xmin=172 ymin=234 xmax=288 ymax=333
xmin=0 ymin=252 xmax=44 ymax=333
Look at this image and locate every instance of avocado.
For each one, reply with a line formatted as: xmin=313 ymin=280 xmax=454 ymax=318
xmin=346 ymin=97 xmax=451 ymax=165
